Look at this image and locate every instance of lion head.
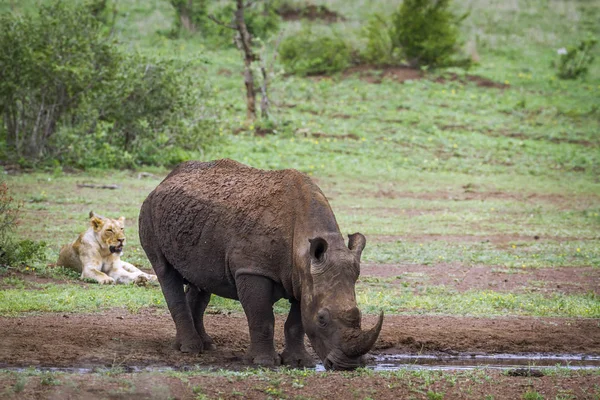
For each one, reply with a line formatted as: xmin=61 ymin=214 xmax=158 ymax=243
xmin=89 ymin=211 xmax=126 ymax=254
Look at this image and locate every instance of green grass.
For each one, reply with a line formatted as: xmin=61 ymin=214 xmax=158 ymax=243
xmin=1 ymin=281 xmax=597 ymax=318
xmin=1 ymin=0 xmax=599 ymax=321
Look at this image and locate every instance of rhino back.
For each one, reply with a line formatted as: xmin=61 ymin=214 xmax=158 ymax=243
xmin=143 ymin=159 xmax=339 ymax=298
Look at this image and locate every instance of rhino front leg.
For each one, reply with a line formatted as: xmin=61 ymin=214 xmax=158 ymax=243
xmin=236 ymin=274 xmax=281 ymax=367
xmin=281 ymin=299 xmax=316 ymax=368
xmin=186 ymin=285 xmax=217 ymax=351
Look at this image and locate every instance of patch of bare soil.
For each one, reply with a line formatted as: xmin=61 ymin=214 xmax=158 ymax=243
xmin=361 ymin=263 xmax=600 ymax=296
xmin=318 ymin=65 xmax=507 ymax=89
xmin=1 ymin=311 xmax=598 ymax=399
xmin=368 ymin=187 xmax=600 ymax=211
xmin=278 ymin=3 xmax=344 ymax=22
xmin=0 ymin=310 xmax=598 ymax=370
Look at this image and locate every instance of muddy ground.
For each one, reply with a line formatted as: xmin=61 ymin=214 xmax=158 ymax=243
xmin=1 ymin=252 xmax=600 ymax=398
xmin=1 ymin=309 xmax=599 ymax=369
xmin=1 ymin=308 xmax=599 ymax=399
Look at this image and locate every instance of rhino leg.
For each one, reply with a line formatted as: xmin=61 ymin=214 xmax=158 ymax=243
xmin=186 ymin=285 xmax=216 ymax=351
xmin=236 ymin=274 xmax=281 ymax=367
xmin=281 ymin=299 xmax=316 ymax=368
xmin=150 ymin=253 xmax=203 ymax=353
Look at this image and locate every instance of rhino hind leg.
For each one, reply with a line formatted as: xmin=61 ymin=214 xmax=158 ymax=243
xmin=149 ymin=252 xmax=204 ymax=353
xmin=186 ymin=285 xmax=217 ymax=351
xmin=236 ymin=274 xmax=281 ymax=367
xmin=281 ymin=299 xmax=316 ymax=368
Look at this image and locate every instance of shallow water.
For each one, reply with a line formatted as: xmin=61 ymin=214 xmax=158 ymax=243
xmin=353 ymin=353 xmax=600 ymax=372
xmin=2 ymin=353 xmax=599 ymax=374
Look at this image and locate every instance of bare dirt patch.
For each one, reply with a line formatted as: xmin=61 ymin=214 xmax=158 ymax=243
xmin=368 ymin=187 xmax=600 ymax=211
xmin=361 ymin=263 xmax=600 ymax=296
xmin=0 ymin=310 xmax=598 ymax=370
xmin=278 ymin=3 xmax=344 ymax=22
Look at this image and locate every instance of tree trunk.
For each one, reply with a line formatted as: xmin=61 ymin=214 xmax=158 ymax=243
xmin=234 ymin=0 xmax=256 ymax=122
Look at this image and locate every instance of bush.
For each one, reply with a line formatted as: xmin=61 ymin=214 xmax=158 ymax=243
xmin=0 ymin=182 xmax=46 ymax=268
xmin=363 ymin=0 xmax=470 ymax=68
xmin=0 ymin=1 xmax=217 ymax=168
xmin=0 ymin=1 xmax=120 ymax=161
xmin=362 ymin=14 xmax=397 ymax=65
xmin=556 ymin=36 xmax=597 ymax=80
xmin=279 ymin=27 xmax=350 ymax=76
xmin=171 ymin=0 xmax=281 ymax=43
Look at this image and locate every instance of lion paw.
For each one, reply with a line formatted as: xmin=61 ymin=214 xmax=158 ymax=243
xmin=100 ymin=277 xmax=116 ymax=285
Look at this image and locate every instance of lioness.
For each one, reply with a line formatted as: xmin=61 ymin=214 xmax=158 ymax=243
xmin=57 ymin=211 xmax=157 ymax=285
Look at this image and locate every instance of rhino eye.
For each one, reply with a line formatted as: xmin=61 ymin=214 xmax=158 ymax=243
xmin=317 ymin=308 xmax=330 ymax=328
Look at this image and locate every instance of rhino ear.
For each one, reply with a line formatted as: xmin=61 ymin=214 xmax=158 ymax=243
xmin=348 ymin=233 xmax=366 ymax=259
xmin=309 ymin=237 xmax=328 ymax=264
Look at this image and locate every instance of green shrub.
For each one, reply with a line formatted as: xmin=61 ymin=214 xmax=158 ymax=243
xmin=279 ymin=27 xmax=350 ymax=76
xmin=0 ymin=0 xmax=217 ymax=168
xmin=0 ymin=1 xmax=120 ymax=161
xmin=171 ymin=0 xmax=281 ymax=43
xmin=0 ymin=182 xmax=46 ymax=268
xmin=362 ymin=14 xmax=397 ymax=65
xmin=378 ymin=0 xmax=470 ymax=68
xmin=0 ymin=182 xmax=19 ymax=253
xmin=555 ymin=36 xmax=597 ymax=80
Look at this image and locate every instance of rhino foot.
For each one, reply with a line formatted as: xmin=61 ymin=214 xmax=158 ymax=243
xmin=281 ymin=349 xmax=316 ymax=368
xmin=173 ymin=337 xmax=205 ymax=354
xmin=245 ymin=352 xmax=282 ymax=367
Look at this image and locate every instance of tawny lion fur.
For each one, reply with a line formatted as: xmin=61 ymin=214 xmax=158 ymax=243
xmin=57 ymin=211 xmax=157 ymax=285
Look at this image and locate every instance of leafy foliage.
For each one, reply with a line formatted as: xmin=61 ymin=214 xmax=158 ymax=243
xmin=171 ymin=0 xmax=281 ymax=43
xmin=364 ymin=0 xmax=470 ymax=68
xmin=0 ymin=1 xmax=119 ymax=160
xmin=0 ymin=0 xmax=217 ymax=168
xmin=169 ymin=0 xmax=209 ymax=36
xmin=555 ymin=36 xmax=597 ymax=80
xmin=0 ymin=182 xmax=46 ymax=268
xmin=362 ymin=14 xmax=396 ymax=65
xmin=279 ymin=27 xmax=350 ymax=76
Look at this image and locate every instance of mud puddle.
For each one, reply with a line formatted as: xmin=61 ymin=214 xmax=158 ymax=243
xmin=351 ymin=353 xmax=600 ymax=372
xmin=2 ymin=353 xmax=599 ymax=374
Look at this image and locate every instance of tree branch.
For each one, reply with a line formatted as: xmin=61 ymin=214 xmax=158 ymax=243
xmin=207 ymin=14 xmax=236 ymax=30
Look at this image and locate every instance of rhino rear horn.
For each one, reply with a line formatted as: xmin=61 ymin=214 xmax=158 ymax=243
xmin=348 ymin=233 xmax=366 ymax=258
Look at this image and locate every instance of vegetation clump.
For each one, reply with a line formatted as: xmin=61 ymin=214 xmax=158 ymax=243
xmin=0 ymin=182 xmax=46 ymax=269
xmin=555 ymin=36 xmax=597 ymax=80
xmin=0 ymin=1 xmax=216 ymax=168
xmin=363 ymin=0 xmax=471 ymax=68
xmin=279 ymin=27 xmax=350 ymax=76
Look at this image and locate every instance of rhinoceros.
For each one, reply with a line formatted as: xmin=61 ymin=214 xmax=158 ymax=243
xmin=138 ymin=159 xmax=383 ymax=370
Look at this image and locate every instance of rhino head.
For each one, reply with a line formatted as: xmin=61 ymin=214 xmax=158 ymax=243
xmin=300 ymin=232 xmax=384 ymax=370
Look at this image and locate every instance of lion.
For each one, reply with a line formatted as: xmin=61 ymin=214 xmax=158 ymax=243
xmin=57 ymin=211 xmax=157 ymax=285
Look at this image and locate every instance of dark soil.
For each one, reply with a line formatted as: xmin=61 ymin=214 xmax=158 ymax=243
xmin=360 ymin=263 xmax=600 ymax=296
xmin=1 ymin=309 xmax=598 ymax=370
xmin=1 ymin=310 xmax=598 ymax=399
xmin=278 ymin=3 xmax=344 ymax=22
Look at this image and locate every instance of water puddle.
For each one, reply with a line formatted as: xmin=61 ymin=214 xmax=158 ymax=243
xmin=2 ymin=353 xmax=599 ymax=374
xmin=350 ymin=353 xmax=600 ymax=372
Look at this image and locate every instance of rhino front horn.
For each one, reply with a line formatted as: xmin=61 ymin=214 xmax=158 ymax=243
xmin=341 ymin=310 xmax=384 ymax=357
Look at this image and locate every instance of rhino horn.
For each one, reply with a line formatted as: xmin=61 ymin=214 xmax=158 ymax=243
xmin=340 ymin=310 xmax=384 ymax=357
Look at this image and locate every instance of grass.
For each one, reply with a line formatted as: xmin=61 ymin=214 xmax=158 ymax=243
xmin=1 ymin=279 xmax=597 ymax=317
xmin=1 ymin=367 xmax=598 ymax=399
xmin=0 ymin=0 xmax=598 ymax=370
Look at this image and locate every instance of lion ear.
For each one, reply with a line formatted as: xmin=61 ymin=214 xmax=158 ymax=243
xmin=90 ymin=215 xmax=104 ymax=231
